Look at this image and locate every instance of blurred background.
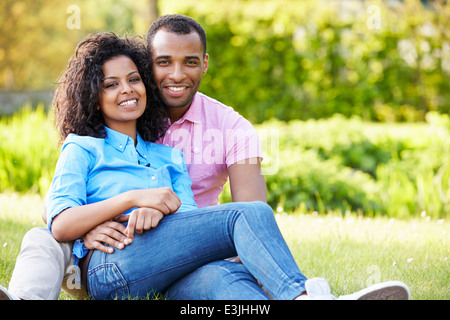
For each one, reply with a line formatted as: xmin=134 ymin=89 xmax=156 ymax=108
xmin=1 ymin=0 xmax=449 ymax=122
xmin=0 ymin=0 xmax=449 ymax=218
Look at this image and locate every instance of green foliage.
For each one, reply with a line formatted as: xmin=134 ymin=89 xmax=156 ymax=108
xmin=255 ymin=113 xmax=450 ymax=218
xmin=0 ymin=105 xmax=58 ymax=196
xmin=1 ymin=108 xmax=449 ymax=218
xmin=0 ymin=0 xmax=154 ymax=90
xmin=161 ymin=0 xmax=450 ymax=123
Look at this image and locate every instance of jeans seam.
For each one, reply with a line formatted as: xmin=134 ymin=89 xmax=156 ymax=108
xmin=126 ymin=208 xmax=241 ymax=286
xmin=126 ymin=250 xmax=235 ymax=286
xmin=235 ymin=209 xmax=303 ymax=299
xmin=87 ymin=262 xmax=129 ymax=299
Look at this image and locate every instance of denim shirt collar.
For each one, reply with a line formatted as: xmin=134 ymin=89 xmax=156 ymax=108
xmin=104 ymin=126 xmax=148 ymax=157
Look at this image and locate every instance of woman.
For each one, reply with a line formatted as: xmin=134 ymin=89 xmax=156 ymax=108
xmin=48 ymin=32 xmax=308 ymax=300
xmin=47 ymin=32 xmax=409 ymax=301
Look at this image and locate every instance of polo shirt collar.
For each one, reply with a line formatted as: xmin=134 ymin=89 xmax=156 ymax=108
xmin=172 ymin=93 xmax=202 ymax=125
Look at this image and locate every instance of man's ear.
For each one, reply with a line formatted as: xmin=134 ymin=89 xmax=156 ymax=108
xmin=202 ymin=53 xmax=209 ymax=75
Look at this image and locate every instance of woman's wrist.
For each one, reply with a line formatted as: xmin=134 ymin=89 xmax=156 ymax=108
xmin=122 ymin=190 xmax=138 ymax=209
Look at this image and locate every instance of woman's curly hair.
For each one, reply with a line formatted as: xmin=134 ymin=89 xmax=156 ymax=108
xmin=53 ymin=32 xmax=168 ymax=145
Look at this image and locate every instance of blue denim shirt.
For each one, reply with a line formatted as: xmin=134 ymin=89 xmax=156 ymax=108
xmin=47 ymin=126 xmax=197 ymax=264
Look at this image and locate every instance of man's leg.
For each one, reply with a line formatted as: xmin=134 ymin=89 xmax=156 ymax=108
xmin=8 ymin=227 xmax=81 ymax=300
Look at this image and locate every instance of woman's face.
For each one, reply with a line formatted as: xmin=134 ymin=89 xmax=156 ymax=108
xmin=98 ymin=55 xmax=147 ymax=131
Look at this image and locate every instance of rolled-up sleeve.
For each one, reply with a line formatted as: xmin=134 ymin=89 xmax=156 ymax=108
xmin=47 ymin=141 xmax=92 ymax=233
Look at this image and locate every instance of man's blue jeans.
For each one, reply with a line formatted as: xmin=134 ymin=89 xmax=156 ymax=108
xmin=87 ymin=201 xmax=307 ymax=300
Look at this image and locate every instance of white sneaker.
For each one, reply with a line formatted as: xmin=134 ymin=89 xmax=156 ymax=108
xmin=296 ymin=278 xmax=337 ymax=299
xmin=0 ymin=285 xmax=18 ymax=300
xmin=338 ymin=281 xmax=410 ymax=300
xmin=296 ymin=278 xmax=410 ymax=300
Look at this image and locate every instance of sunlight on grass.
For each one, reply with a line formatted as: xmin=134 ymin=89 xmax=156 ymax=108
xmin=0 ymin=192 xmax=46 ymax=225
xmin=0 ymin=193 xmax=448 ymax=300
xmin=275 ymin=211 xmax=449 ymax=300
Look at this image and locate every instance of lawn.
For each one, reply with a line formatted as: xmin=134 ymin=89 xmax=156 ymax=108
xmin=0 ymin=192 xmax=448 ymax=300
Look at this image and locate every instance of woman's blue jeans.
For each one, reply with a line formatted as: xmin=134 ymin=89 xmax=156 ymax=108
xmin=87 ymin=201 xmax=307 ymax=300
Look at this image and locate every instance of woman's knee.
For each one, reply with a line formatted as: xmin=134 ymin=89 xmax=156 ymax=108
xmin=239 ymin=201 xmax=274 ymax=220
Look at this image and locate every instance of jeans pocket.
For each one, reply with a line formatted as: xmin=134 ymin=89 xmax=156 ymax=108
xmin=87 ymin=263 xmax=129 ymax=300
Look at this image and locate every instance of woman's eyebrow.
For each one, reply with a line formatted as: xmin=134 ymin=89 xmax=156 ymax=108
xmin=103 ymin=70 xmax=139 ymax=80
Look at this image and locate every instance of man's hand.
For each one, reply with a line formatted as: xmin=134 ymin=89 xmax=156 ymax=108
xmin=83 ymin=217 xmax=128 ymax=254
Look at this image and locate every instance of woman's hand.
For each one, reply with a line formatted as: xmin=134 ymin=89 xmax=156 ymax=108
xmin=123 ymin=207 xmax=165 ymax=244
xmin=128 ymin=187 xmax=181 ymax=215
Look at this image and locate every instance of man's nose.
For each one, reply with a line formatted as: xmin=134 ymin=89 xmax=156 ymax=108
xmin=169 ymin=63 xmax=186 ymax=82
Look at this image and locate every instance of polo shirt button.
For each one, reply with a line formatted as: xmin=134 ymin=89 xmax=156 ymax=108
xmin=194 ymin=147 xmax=200 ymax=153
xmin=167 ymin=129 xmax=171 ymax=134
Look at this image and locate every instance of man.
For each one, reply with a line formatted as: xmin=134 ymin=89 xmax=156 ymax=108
xmin=1 ymin=14 xmax=409 ymax=301
xmin=1 ymin=14 xmax=266 ymax=300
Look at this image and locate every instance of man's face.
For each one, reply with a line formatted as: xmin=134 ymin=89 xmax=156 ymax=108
xmin=151 ymin=30 xmax=209 ymax=112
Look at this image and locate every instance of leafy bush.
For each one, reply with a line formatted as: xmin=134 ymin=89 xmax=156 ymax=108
xmin=256 ymin=113 xmax=450 ymax=218
xmin=0 ymin=105 xmax=58 ymax=196
xmin=1 ymin=108 xmax=449 ymax=218
xmin=161 ymin=0 xmax=450 ymax=123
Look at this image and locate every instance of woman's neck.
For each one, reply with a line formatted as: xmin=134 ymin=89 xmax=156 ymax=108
xmin=107 ymin=122 xmax=137 ymax=145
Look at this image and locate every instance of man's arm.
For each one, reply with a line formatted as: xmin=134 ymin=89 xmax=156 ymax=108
xmin=227 ymin=157 xmax=267 ymax=263
xmin=227 ymin=157 xmax=267 ymax=203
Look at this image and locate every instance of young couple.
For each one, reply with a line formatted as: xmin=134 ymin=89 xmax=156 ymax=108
xmin=0 ymin=14 xmax=410 ymax=300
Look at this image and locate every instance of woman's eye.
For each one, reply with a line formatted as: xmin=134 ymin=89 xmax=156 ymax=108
xmin=104 ymin=82 xmax=117 ymax=88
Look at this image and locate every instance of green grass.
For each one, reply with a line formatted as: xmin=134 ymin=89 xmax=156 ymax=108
xmin=276 ymin=211 xmax=449 ymax=300
xmin=0 ymin=193 xmax=448 ymax=300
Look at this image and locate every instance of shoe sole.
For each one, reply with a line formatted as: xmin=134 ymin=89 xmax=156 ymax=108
xmin=357 ymin=285 xmax=410 ymax=300
xmin=0 ymin=290 xmax=12 ymax=300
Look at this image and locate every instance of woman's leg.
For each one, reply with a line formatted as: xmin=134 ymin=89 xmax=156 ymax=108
xmin=164 ymin=260 xmax=270 ymax=300
xmin=87 ymin=201 xmax=307 ymax=300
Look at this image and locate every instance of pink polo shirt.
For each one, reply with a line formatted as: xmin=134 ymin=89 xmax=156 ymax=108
xmin=158 ymin=92 xmax=262 ymax=208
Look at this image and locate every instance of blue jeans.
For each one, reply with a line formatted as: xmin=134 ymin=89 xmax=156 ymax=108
xmin=87 ymin=201 xmax=307 ymax=300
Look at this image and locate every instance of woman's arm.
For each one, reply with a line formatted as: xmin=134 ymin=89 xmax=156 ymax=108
xmin=48 ymin=139 xmax=182 ymax=242
xmin=51 ymin=187 xmax=181 ymax=242
xmin=51 ymin=190 xmax=133 ymax=242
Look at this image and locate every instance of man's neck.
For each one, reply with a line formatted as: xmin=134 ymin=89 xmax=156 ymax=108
xmin=168 ymin=104 xmax=191 ymax=123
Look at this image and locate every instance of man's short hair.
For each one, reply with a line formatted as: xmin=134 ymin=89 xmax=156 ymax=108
xmin=146 ymin=14 xmax=207 ymax=57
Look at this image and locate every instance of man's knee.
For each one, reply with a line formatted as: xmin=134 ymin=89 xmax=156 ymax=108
xmin=20 ymin=227 xmax=72 ymax=262
xmin=21 ymin=227 xmax=52 ymax=246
